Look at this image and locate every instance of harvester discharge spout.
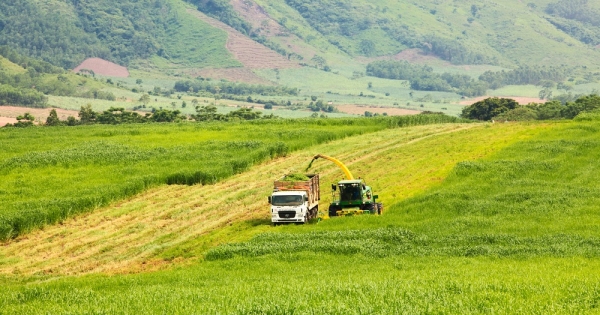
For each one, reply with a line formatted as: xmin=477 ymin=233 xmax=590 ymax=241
xmin=306 ymin=154 xmax=354 ymax=180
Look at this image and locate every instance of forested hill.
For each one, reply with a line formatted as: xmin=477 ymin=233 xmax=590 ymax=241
xmin=1 ymin=0 xmax=600 ymax=71
xmin=0 ymin=0 xmax=239 ymax=69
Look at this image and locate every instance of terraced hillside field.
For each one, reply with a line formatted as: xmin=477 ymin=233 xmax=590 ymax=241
xmin=4 ymin=117 xmax=600 ymax=313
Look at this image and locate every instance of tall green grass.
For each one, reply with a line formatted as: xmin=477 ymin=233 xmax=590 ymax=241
xmin=2 ymin=255 xmax=599 ymax=314
xmin=0 ymin=115 xmax=462 ymax=240
xmin=207 ymin=120 xmax=600 ymax=261
xmin=5 ymin=120 xmax=600 ymax=313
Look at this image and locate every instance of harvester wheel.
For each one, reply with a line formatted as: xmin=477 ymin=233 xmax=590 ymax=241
xmin=377 ymin=203 xmax=383 ymax=215
xmin=328 ymin=204 xmax=339 ymax=217
xmin=362 ymin=203 xmax=376 ymax=214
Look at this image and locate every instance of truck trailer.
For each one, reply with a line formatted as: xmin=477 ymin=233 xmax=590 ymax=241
xmin=269 ymin=174 xmax=320 ymax=225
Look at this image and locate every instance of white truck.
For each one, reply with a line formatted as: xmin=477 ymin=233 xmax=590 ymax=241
xmin=268 ymin=174 xmax=320 ymax=225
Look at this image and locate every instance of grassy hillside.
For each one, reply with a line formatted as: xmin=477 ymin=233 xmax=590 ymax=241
xmin=0 ymin=116 xmax=459 ymax=241
xmin=3 ymin=0 xmax=600 ymax=71
xmin=4 ymin=118 xmax=600 ymax=312
xmin=251 ymin=0 xmax=600 ymax=68
xmin=0 ymin=0 xmax=238 ymax=69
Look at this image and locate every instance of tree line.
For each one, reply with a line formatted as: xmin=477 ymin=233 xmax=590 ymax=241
xmin=4 ymin=104 xmax=277 ymax=128
xmin=461 ymin=94 xmax=600 ymax=121
xmin=367 ymin=60 xmax=571 ymax=97
xmin=366 ymin=60 xmax=487 ymax=97
xmin=174 ymin=79 xmax=298 ymax=96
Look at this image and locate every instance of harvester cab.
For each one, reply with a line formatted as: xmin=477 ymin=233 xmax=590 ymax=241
xmin=306 ymin=154 xmax=383 ymax=217
xmin=330 ymin=179 xmax=380 ymax=216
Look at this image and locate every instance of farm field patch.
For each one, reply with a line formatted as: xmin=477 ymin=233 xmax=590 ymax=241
xmin=0 ymin=120 xmax=543 ymax=275
xmin=4 ymin=119 xmax=600 ymax=313
xmin=0 ymin=116 xmax=459 ymax=242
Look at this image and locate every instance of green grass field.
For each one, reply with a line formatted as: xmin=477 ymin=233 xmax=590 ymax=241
xmin=3 ymin=116 xmax=600 ymax=313
xmin=0 ymin=115 xmax=459 ymax=241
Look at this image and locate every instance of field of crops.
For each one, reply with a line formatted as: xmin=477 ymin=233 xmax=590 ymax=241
xmin=0 ymin=115 xmax=461 ymax=241
xmin=3 ymin=116 xmax=600 ymax=313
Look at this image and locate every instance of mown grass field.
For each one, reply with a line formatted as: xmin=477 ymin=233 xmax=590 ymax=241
xmin=0 ymin=115 xmax=459 ymax=241
xmin=2 ymin=116 xmax=600 ymax=313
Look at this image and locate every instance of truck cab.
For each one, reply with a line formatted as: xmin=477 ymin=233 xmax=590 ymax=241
xmin=269 ymin=174 xmax=320 ymax=225
xmin=270 ymin=191 xmax=311 ymax=224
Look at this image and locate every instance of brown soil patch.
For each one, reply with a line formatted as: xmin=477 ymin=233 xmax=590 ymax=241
xmin=188 ymin=68 xmax=273 ymax=85
xmin=0 ymin=116 xmax=17 ymax=126
xmin=459 ymin=96 xmax=543 ymax=106
xmin=187 ymin=9 xmax=299 ymax=70
xmin=337 ymin=104 xmax=421 ymax=116
xmin=0 ymin=106 xmax=80 ymax=126
xmin=73 ymin=58 xmax=129 ymax=78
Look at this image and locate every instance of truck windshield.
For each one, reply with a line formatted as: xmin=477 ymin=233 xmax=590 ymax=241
xmin=340 ymin=185 xmax=362 ymax=202
xmin=272 ymin=195 xmax=304 ymax=206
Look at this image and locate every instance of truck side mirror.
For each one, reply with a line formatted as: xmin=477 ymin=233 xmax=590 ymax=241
xmin=331 ymin=184 xmax=337 ymax=191
xmin=268 ymin=196 xmax=272 ymax=204
xmin=304 ymin=196 xmax=309 ymax=202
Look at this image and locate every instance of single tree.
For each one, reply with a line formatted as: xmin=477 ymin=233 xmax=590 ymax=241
xmin=45 ymin=109 xmax=61 ymax=126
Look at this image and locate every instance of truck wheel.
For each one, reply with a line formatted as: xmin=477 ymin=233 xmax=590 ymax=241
xmin=304 ymin=213 xmax=309 ymax=224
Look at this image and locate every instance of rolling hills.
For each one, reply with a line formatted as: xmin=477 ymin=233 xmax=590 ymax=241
xmin=3 ymin=0 xmax=600 ymax=118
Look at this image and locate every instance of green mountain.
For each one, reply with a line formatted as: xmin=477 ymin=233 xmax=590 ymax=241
xmin=1 ymin=0 xmax=599 ymax=71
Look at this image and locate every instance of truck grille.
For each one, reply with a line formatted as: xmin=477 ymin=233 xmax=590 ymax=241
xmin=278 ymin=211 xmax=296 ymax=219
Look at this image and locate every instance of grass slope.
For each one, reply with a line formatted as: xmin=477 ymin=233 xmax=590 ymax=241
xmin=0 ymin=116 xmax=459 ymax=241
xmin=4 ymin=119 xmax=600 ymax=313
xmin=0 ymin=116 xmax=600 ymax=314
xmin=252 ymin=0 xmax=600 ymax=69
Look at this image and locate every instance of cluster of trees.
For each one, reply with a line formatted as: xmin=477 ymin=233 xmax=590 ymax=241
xmin=40 ymin=105 xmax=185 ymax=126
xmin=366 ymin=60 xmax=488 ymax=97
xmin=284 ymin=0 xmax=370 ymax=38
xmin=0 ymin=0 xmax=177 ymax=68
xmin=546 ymin=16 xmax=600 ymax=46
xmin=5 ymin=104 xmax=277 ymax=128
xmin=367 ymin=60 xmax=572 ymax=97
xmin=192 ymin=105 xmax=275 ymax=121
xmin=545 ymin=0 xmax=600 ymax=46
xmin=421 ymin=36 xmax=493 ymax=65
xmin=174 ymin=80 xmax=297 ymax=96
xmin=546 ymin=0 xmax=599 ymax=26
xmin=479 ymin=65 xmax=571 ymax=89
xmin=461 ymin=95 xmax=600 ymax=121
xmin=0 ymin=47 xmax=116 ymax=106
xmin=307 ymin=100 xmax=336 ymax=113
xmin=0 ymin=84 xmax=47 ymax=108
